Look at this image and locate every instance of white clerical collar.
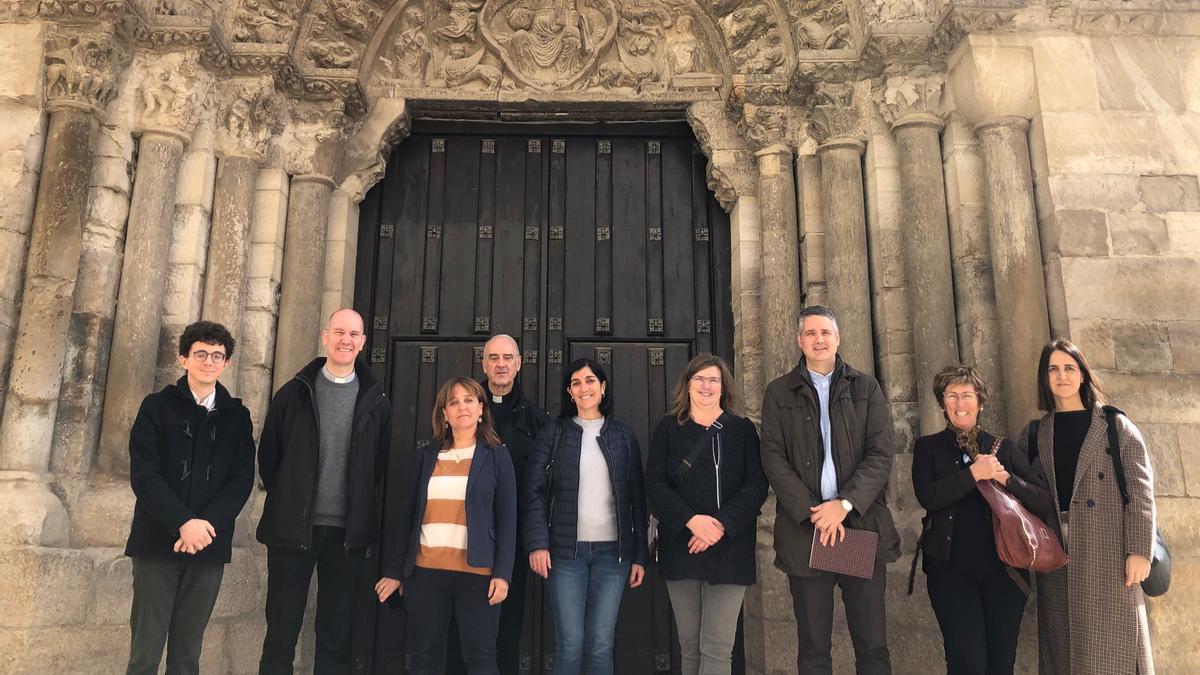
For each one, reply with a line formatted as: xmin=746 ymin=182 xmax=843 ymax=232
xmin=321 ymin=365 xmax=356 ymax=384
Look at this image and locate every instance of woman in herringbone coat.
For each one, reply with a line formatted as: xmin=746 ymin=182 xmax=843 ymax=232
xmin=1017 ymin=339 xmax=1155 ymax=675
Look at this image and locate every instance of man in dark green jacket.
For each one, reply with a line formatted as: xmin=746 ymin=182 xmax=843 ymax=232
xmin=760 ymin=305 xmax=899 ymax=675
xmin=125 ymin=320 xmax=255 ymax=675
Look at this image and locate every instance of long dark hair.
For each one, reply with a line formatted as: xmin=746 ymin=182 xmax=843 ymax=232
xmin=431 ymin=377 xmax=503 ymax=448
xmin=559 ymin=357 xmax=613 ymax=419
xmin=669 ymin=353 xmax=738 ymax=423
xmin=1036 ymin=338 xmax=1106 ymax=412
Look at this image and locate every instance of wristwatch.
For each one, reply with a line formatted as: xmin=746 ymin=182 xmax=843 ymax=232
xmin=839 ymin=499 xmax=853 ymax=513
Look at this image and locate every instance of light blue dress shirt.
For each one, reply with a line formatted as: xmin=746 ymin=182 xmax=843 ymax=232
xmin=809 ymin=369 xmax=838 ymax=501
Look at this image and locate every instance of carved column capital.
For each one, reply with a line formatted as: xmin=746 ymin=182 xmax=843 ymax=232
xmin=686 ymin=100 xmax=757 ymax=212
xmin=132 ymin=50 xmax=213 ymax=141
xmin=281 ymin=101 xmax=348 ymax=177
xmin=739 ymin=105 xmax=792 ymax=152
xmin=43 ymin=31 xmax=123 ymax=116
xmin=338 ymin=97 xmax=411 ymax=203
xmin=808 ymin=81 xmax=868 ymax=150
xmin=875 ymin=73 xmax=946 ymax=131
xmin=213 ymin=78 xmax=283 ymax=160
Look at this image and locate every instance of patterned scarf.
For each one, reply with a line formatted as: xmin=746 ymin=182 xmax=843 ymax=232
xmin=950 ymin=421 xmax=982 ymax=460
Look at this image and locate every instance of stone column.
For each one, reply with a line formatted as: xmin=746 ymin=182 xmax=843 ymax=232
xmin=203 ymin=82 xmax=278 ymax=392
xmin=743 ymin=106 xmax=802 ymax=382
xmin=320 ymin=188 xmax=360 ymax=324
xmin=949 ymin=39 xmax=1048 ymax=433
xmin=97 ymin=53 xmax=209 ymax=475
xmin=975 ymin=117 xmax=1050 ymax=426
xmin=942 ymin=112 xmax=1005 ymax=432
xmin=272 ymin=174 xmax=334 ymax=389
xmin=238 ymin=143 xmax=288 ymax=432
xmin=156 ymin=121 xmax=216 ymax=389
xmin=797 ymin=153 xmax=826 ymax=306
xmin=0 ymin=32 xmax=119 ymax=545
xmin=878 ymin=75 xmax=960 ymax=435
xmin=811 ymin=83 xmax=874 ymax=374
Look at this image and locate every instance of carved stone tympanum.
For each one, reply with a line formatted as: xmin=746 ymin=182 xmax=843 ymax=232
xmin=481 ymin=0 xmax=619 ymax=90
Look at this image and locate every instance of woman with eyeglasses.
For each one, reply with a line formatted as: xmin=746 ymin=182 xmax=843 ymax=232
xmin=645 ymin=354 xmax=767 ymax=675
xmin=522 ymin=357 xmax=648 ymax=675
xmin=1021 ymin=339 xmax=1155 ymax=675
xmin=911 ymin=365 xmax=1052 ymax=674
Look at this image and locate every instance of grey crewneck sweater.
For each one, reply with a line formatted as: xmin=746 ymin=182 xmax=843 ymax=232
xmin=313 ymin=368 xmax=359 ymax=528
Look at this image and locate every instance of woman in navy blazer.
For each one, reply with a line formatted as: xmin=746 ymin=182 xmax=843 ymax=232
xmin=376 ymin=377 xmax=517 ymax=675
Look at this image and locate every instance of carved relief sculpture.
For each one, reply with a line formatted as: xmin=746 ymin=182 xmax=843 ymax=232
xmin=219 ymin=82 xmax=281 ymax=155
xmin=593 ymin=4 xmax=662 ymax=90
xmin=792 ymin=0 xmax=851 ymax=50
xmin=135 ymin=54 xmax=209 ymax=134
xmin=388 ymin=5 xmax=433 ymax=83
xmin=43 ymin=32 xmax=122 ymax=113
xmin=481 ymin=0 xmax=619 ymax=91
xmin=720 ymin=4 xmax=786 ymax=74
xmin=437 ymin=0 xmax=485 ymax=42
xmin=437 ymin=42 xmax=504 ymax=89
xmin=232 ymin=0 xmax=299 ymax=43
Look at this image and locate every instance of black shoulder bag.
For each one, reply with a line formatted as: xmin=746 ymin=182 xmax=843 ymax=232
xmin=1102 ymin=406 xmax=1171 ymax=597
xmin=671 ymin=413 xmax=729 ymax=486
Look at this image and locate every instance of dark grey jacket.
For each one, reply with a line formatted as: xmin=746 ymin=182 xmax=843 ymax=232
xmin=759 ymin=357 xmax=899 ymax=576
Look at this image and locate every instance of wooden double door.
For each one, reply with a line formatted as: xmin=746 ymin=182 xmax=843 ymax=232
xmin=353 ymin=120 xmax=735 ymax=673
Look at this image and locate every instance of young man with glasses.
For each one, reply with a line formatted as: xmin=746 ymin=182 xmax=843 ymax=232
xmin=124 ymin=320 xmax=256 ymax=675
xmin=256 ymin=308 xmax=392 ymax=674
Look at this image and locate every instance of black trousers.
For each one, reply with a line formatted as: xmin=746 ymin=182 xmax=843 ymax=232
xmin=406 ymin=566 xmax=502 ymax=675
xmin=788 ymin=566 xmax=891 ymax=675
xmin=260 ymin=526 xmax=366 ymax=675
xmin=448 ymin=560 xmax=528 ymax=675
xmin=926 ymin=566 xmax=1026 ymax=675
xmin=127 ymin=556 xmax=224 ymax=675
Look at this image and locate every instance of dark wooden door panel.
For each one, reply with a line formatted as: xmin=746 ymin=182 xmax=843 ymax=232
xmin=358 ymin=120 xmax=734 ymax=674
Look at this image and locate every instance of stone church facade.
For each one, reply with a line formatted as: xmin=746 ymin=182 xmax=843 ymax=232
xmin=0 ymin=0 xmax=1197 ymax=672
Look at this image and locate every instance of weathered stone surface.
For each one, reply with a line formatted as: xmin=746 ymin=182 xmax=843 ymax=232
xmin=1050 ymin=210 xmax=1109 ymax=257
xmin=1138 ymin=174 xmax=1200 ymax=212
xmin=0 ymin=546 xmax=94 ymax=627
xmin=1113 ymin=321 xmax=1173 ymax=371
xmin=1108 ymin=211 xmax=1169 ymax=255
xmin=820 ymin=142 xmax=874 ymax=375
xmin=1140 ymin=423 xmax=1186 ymax=497
xmin=1168 ymin=321 xmax=1200 ymax=372
xmin=1069 ymin=318 xmax=1117 ymax=370
xmin=1165 ymin=211 xmax=1200 ymax=255
xmin=1062 ymin=257 xmax=1200 ymax=322
xmin=1048 ymin=173 xmax=1141 ymax=211
xmin=1177 ymin=424 xmax=1200 ymax=496
xmin=1093 ymin=37 xmax=1187 ymax=113
xmin=70 ymin=481 xmax=134 ymax=548
xmin=0 ymin=624 xmax=128 ymax=673
xmin=1101 ymin=371 xmax=1200 ymax=424
xmin=98 ymin=133 xmax=187 ymax=476
xmin=272 ymin=176 xmax=333 ymax=390
xmin=756 ymin=144 xmax=801 ymax=383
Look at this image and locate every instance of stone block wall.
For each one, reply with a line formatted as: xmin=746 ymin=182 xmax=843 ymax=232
xmin=0 ymin=22 xmax=46 ymax=423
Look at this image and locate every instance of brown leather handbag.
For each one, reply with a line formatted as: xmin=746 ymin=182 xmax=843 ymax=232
xmin=977 ymin=438 xmax=1067 ymax=573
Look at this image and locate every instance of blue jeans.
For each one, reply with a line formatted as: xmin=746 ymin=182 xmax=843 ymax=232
xmin=547 ymin=541 xmax=630 ymax=675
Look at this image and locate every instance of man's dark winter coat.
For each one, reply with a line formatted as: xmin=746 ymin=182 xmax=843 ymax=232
xmin=256 ymin=358 xmax=391 ymax=551
xmin=759 ymin=356 xmax=900 ymax=576
xmin=125 ymin=377 xmax=255 ymax=564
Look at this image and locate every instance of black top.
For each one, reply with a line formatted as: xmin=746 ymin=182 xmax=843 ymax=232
xmin=911 ymin=428 xmax=1053 ymax=579
xmin=645 ymin=414 xmax=768 ymax=585
xmin=1053 ymin=410 xmax=1092 ymax=511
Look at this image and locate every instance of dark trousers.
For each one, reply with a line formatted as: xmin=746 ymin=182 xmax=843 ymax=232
xmin=260 ymin=526 xmax=365 ymax=675
xmin=127 ymin=556 xmax=224 ymax=675
xmin=447 ymin=561 xmax=527 ymax=675
xmin=788 ymin=567 xmax=891 ymax=675
xmin=926 ymin=567 xmax=1026 ymax=675
xmin=406 ymin=566 xmax=502 ymax=675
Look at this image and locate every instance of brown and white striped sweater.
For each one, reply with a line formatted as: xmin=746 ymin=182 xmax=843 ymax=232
xmin=414 ymin=445 xmax=492 ymax=576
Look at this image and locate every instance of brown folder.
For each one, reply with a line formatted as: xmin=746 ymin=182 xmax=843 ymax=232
xmin=809 ymin=528 xmax=879 ymax=579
